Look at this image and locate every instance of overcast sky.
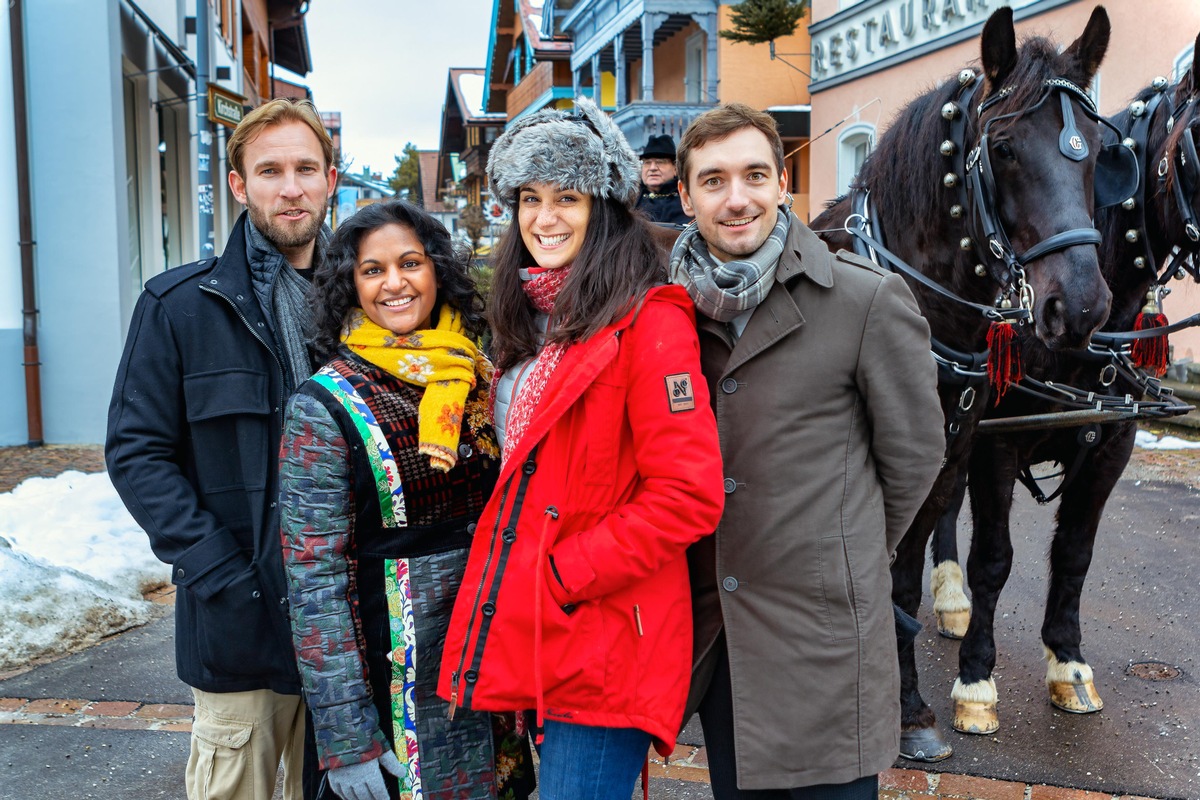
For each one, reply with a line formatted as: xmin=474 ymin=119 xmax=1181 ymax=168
xmin=295 ymin=0 xmax=495 ymax=177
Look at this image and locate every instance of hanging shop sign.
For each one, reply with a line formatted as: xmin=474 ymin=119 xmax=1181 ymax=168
xmin=208 ymin=84 xmax=247 ymax=129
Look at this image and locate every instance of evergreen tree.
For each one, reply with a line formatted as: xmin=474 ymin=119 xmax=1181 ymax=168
xmin=389 ymin=142 xmax=421 ymax=199
xmin=719 ymin=0 xmax=809 ymax=45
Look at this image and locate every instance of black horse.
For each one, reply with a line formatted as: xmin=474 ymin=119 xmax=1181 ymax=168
xmin=925 ymin=34 xmax=1200 ymax=740
xmin=812 ymin=6 xmax=1117 ymax=761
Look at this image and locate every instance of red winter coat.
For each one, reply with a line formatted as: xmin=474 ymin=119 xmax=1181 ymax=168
xmin=438 ymin=284 xmax=724 ymax=754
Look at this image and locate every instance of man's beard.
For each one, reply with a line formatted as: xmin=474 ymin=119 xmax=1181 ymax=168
xmin=247 ymin=197 xmax=327 ymax=250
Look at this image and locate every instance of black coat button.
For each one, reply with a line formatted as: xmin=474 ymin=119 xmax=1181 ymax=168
xmin=502 ymin=527 xmax=517 ymax=544
xmin=464 ymin=670 xmax=478 ymax=683
xmin=721 ymin=378 xmax=738 ymax=394
xmin=458 ymin=443 xmax=473 ymax=458
xmin=176 ymin=568 xmax=185 ymax=578
xmin=723 ymin=576 xmax=739 ymax=592
xmin=723 ymin=478 xmax=737 ymax=494
xmin=482 ymin=602 xmax=496 ymax=616
xmin=523 ymin=460 xmax=537 ymax=475
xmin=467 ymin=522 xmax=477 ymax=535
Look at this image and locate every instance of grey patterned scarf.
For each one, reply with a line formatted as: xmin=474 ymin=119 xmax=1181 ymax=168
xmin=669 ymin=209 xmax=790 ymax=322
xmin=246 ymin=219 xmax=330 ymax=391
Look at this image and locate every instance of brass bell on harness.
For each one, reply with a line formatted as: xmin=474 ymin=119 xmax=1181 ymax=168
xmin=1141 ymin=290 xmax=1161 ymax=315
xmin=1152 ymin=76 xmax=1169 ymax=91
xmin=1126 ymin=229 xmax=1140 ymax=243
xmin=944 ymin=173 xmax=959 ymax=188
xmin=959 ymin=70 xmax=977 ymax=86
xmin=975 ymin=264 xmax=988 ymax=277
xmin=1122 ymin=137 xmax=1137 ymax=151
xmin=1130 ymin=100 xmax=1147 ymax=117
xmin=950 ymin=204 xmax=964 ymax=219
xmin=960 ymin=237 xmax=973 ymax=251
xmin=1122 ymin=197 xmax=1137 ymax=211
xmin=1134 ymin=256 xmax=1147 ymax=269
xmin=942 ymin=103 xmax=961 ymax=120
xmin=940 ymin=140 xmax=956 ymax=157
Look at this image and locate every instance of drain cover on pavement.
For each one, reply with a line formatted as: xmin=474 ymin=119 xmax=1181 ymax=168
xmin=1127 ymin=661 xmax=1182 ymax=681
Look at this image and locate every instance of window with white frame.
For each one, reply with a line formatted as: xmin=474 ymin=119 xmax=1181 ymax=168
xmin=1175 ymin=45 xmax=1195 ymax=84
xmin=837 ymin=123 xmax=875 ymax=196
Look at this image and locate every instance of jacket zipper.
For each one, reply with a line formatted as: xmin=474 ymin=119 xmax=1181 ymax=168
xmin=199 ymin=284 xmax=286 ymax=424
xmin=448 ymin=475 xmax=514 ymax=719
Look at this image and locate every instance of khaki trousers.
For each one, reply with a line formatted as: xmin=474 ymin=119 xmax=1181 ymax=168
xmin=186 ymin=688 xmax=305 ymax=800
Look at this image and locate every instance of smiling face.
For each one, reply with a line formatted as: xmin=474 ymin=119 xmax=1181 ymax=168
xmin=679 ymin=126 xmax=788 ymax=263
xmin=517 ymin=182 xmax=593 ymax=270
xmin=227 ymin=120 xmax=336 ymax=268
xmin=353 ymin=223 xmax=440 ymax=335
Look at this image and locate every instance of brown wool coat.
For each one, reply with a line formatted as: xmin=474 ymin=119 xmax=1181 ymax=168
xmin=686 ymin=217 xmax=945 ymax=790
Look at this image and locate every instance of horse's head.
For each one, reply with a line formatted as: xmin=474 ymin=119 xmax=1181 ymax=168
xmin=968 ymin=6 xmax=1114 ymax=350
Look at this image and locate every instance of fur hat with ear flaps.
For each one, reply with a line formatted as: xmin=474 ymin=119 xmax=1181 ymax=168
xmin=486 ymin=96 xmax=641 ymax=211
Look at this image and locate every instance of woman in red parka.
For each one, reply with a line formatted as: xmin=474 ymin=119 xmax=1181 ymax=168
xmin=437 ymin=97 xmax=725 ymax=799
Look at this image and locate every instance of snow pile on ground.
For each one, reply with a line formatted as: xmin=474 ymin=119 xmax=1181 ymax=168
xmin=0 ymin=471 xmax=169 ymax=670
xmin=1135 ymin=430 xmax=1200 ymax=450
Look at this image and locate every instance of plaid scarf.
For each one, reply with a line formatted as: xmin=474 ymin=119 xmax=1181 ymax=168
xmin=669 ymin=209 xmax=790 ymax=322
xmin=341 ymin=305 xmax=493 ymax=472
xmin=497 ymin=265 xmax=572 ymax=469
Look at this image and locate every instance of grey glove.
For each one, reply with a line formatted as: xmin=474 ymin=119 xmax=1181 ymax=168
xmin=326 ymin=750 xmax=403 ymax=800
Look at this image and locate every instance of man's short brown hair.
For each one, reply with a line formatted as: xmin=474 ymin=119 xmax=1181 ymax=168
xmin=677 ymin=103 xmax=785 ymax=188
xmin=226 ymin=98 xmax=334 ymax=177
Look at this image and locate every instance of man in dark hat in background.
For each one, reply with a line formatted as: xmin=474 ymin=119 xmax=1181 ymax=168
xmin=636 ymin=133 xmax=691 ymax=226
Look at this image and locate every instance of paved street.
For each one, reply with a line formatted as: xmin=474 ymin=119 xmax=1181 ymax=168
xmin=0 ymin=446 xmax=1196 ymax=799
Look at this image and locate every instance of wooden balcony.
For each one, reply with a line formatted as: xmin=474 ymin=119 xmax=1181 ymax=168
xmin=612 ymin=100 xmax=715 ymax=152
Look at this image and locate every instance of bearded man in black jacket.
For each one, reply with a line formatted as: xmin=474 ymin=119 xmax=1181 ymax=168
xmin=106 ymin=98 xmax=336 ymax=800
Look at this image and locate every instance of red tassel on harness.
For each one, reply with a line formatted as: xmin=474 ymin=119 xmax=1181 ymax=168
xmin=987 ymin=321 xmax=1024 ymax=403
xmin=1131 ymin=300 xmax=1169 ymax=377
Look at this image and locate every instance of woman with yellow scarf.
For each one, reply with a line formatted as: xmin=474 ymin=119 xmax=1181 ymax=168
xmin=278 ymin=200 xmax=532 ymax=800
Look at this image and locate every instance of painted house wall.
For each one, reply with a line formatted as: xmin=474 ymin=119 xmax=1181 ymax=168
xmin=807 ymin=0 xmax=1200 ymax=358
xmin=718 ymin=5 xmax=812 ymax=108
xmin=21 ymin=1 xmax=129 ymax=444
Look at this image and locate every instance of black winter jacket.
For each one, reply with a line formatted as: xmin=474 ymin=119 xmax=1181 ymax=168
xmin=636 ymin=184 xmax=691 ymax=226
xmin=106 ymin=212 xmax=301 ymax=694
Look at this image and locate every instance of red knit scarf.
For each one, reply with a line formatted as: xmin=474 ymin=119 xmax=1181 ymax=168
xmin=499 ymin=266 xmax=572 ymax=469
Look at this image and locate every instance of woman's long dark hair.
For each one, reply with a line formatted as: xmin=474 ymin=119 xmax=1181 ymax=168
xmin=489 ymin=196 xmax=666 ymax=370
xmin=309 ymin=200 xmax=485 ymax=362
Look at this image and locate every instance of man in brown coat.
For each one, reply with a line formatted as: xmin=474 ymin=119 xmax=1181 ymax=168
xmin=670 ymin=104 xmax=945 ymax=798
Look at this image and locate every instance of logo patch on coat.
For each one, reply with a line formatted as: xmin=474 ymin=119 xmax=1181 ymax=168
xmin=665 ymin=373 xmax=696 ymax=412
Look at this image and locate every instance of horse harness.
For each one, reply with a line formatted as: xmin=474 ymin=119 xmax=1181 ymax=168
xmin=846 ymin=70 xmax=1139 ymax=464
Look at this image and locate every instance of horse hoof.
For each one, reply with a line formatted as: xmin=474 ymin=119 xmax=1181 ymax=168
xmin=1044 ymin=650 xmax=1103 ymax=714
xmin=899 ymin=727 xmax=953 ymax=762
xmin=1049 ymin=679 xmax=1104 ymax=714
xmin=937 ymin=609 xmax=970 ymax=639
xmin=953 ymin=699 xmax=999 ymax=734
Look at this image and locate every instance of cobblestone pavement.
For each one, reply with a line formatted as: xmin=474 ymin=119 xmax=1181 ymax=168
xmin=1 ymin=442 xmax=1191 ymax=799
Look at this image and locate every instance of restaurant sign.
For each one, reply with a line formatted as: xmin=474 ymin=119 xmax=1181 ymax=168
xmin=810 ymin=0 xmax=1048 ymax=88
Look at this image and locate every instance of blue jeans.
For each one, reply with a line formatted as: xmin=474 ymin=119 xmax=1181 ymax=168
xmin=537 ymin=720 xmax=652 ymax=800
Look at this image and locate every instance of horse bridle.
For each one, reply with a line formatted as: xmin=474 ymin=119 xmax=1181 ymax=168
xmin=951 ymin=73 xmax=1137 ymax=313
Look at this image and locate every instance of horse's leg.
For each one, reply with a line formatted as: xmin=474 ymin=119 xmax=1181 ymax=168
xmin=952 ymin=434 xmax=1018 ymax=735
xmin=930 ymin=465 xmax=971 ymax=639
xmin=1042 ymin=423 xmax=1133 ymax=714
xmin=895 ymin=467 xmax=962 ymax=762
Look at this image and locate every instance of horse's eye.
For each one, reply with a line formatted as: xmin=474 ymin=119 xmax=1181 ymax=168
xmin=993 ymin=141 xmax=1016 ymax=161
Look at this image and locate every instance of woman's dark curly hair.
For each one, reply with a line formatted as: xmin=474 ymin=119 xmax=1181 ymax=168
xmin=309 ymin=200 xmax=485 ymax=361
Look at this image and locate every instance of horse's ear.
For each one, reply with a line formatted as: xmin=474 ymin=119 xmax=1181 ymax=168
xmin=981 ymin=6 xmax=1018 ymax=89
xmin=1191 ymin=31 xmax=1200 ymax=90
xmin=1061 ymin=6 xmax=1110 ymax=86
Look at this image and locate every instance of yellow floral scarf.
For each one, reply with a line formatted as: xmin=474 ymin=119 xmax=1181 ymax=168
xmin=342 ymin=305 xmax=494 ymax=472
